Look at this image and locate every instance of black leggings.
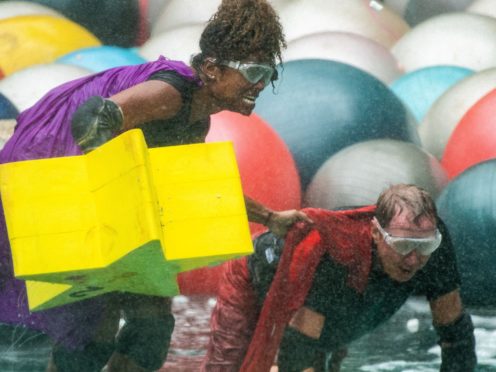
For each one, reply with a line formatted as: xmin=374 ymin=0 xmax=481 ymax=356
xmin=52 ymin=293 xmax=174 ymax=372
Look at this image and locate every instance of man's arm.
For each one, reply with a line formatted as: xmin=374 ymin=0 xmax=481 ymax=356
xmin=430 ymin=289 xmax=476 ymax=372
xmin=277 ymin=307 xmax=325 ymax=371
xmin=277 ymin=307 xmax=348 ymax=372
xmin=244 ymin=196 xmax=313 ymax=237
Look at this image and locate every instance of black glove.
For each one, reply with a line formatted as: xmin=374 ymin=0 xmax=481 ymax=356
xmin=71 ymin=96 xmax=124 ymax=153
xmin=247 ymin=231 xmax=285 ymax=304
xmin=435 ymin=312 xmax=477 ymax=372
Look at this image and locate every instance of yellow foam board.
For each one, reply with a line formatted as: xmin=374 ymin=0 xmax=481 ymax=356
xmin=0 ymin=129 xmax=252 ymax=310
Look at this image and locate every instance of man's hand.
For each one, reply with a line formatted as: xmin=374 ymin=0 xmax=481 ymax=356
xmin=266 ymin=209 xmax=313 ymax=238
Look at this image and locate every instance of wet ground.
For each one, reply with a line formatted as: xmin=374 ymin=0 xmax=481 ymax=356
xmin=1 ymin=296 xmax=495 ymax=371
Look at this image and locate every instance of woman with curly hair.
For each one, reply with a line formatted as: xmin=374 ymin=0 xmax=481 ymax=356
xmin=0 ymin=0 xmax=311 ymax=371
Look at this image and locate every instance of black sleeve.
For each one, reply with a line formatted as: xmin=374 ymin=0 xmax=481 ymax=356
xmin=414 ymin=218 xmax=461 ymax=301
xmin=147 ymin=70 xmax=193 ymax=102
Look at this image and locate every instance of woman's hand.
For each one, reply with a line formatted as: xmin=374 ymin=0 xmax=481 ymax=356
xmin=266 ymin=209 xmax=313 ymax=238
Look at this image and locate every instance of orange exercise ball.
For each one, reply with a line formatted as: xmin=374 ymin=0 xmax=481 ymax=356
xmin=178 ymin=111 xmax=301 ymax=295
xmin=441 ymin=89 xmax=496 ymax=179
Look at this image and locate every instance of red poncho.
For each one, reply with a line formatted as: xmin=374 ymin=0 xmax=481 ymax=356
xmin=240 ymin=206 xmax=375 ymax=371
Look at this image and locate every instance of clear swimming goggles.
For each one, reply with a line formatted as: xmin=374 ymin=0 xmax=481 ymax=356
xmin=373 ymin=217 xmax=442 ymax=256
xmin=218 ymin=60 xmax=277 ymax=86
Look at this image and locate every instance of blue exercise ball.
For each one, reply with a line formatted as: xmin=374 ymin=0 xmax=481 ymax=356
xmin=436 ymin=160 xmax=496 ymax=309
xmin=0 ymin=93 xmax=18 ymax=150
xmin=254 ymin=59 xmax=420 ymax=189
xmin=57 ymin=46 xmax=146 ymax=73
xmin=0 ymin=93 xmax=18 ymax=119
xmin=390 ymin=65 xmax=473 ymax=123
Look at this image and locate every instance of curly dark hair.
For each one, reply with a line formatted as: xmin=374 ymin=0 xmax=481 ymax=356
xmin=193 ymin=0 xmax=286 ymax=68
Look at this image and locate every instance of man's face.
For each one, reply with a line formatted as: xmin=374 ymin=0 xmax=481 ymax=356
xmin=372 ymin=211 xmax=437 ymax=282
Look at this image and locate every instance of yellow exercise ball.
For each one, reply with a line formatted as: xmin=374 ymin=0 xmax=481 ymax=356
xmin=0 ymin=15 xmax=101 ymax=76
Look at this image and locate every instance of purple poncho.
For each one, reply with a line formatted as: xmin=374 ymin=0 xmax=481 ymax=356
xmin=0 ymin=56 xmax=200 ymax=349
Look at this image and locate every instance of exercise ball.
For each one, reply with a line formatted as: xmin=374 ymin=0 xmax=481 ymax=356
xmin=392 ymin=13 xmax=496 ymax=73
xmin=304 ymin=139 xmax=448 ymax=210
xmin=178 ymin=111 xmax=301 ymax=295
xmin=57 ymin=46 xmax=146 ymax=73
xmin=0 ymin=93 xmax=17 ymax=119
xmin=0 ymin=93 xmax=18 ymax=150
xmin=0 ymin=15 xmax=100 ymax=76
xmin=207 ymin=111 xmax=301 ymax=227
xmin=254 ymin=59 xmax=420 ymax=189
xmin=390 ymin=65 xmax=473 ymax=122
xmin=278 ymin=0 xmax=409 ymax=46
xmin=403 ymin=0 xmax=473 ymax=26
xmin=467 ymin=0 xmax=496 ymax=19
xmin=0 ymin=0 xmax=63 ymax=19
xmin=27 ymin=0 xmax=145 ymax=47
xmin=152 ymin=0 xmax=218 ymax=35
xmin=382 ymin=0 xmax=409 ymax=17
xmin=146 ymin=0 xmax=171 ymax=28
xmin=437 ymin=159 xmax=496 ymax=308
xmin=419 ymin=67 xmax=496 ymax=160
xmin=284 ymin=31 xmax=403 ymax=84
xmin=441 ymin=89 xmax=496 ymax=179
xmin=0 ymin=63 xmax=91 ymax=112
xmin=139 ymin=24 xmax=203 ymax=62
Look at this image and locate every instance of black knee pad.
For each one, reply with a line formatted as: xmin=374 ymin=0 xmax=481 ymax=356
xmin=115 ymin=314 xmax=175 ymax=370
xmin=52 ymin=341 xmax=114 ymax=372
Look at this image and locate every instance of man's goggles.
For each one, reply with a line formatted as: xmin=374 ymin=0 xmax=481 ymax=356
xmin=373 ymin=218 xmax=442 ymax=256
xmin=219 ymin=60 xmax=277 ymax=86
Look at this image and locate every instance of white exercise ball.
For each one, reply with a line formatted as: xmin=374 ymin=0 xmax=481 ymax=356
xmin=152 ymin=0 xmax=285 ymax=36
xmin=147 ymin=0 xmax=171 ymax=28
xmin=151 ymin=0 xmax=216 ymax=36
xmin=467 ymin=0 xmax=496 ymax=19
xmin=283 ymin=31 xmax=403 ymax=84
xmin=392 ymin=12 xmax=496 ymax=72
xmin=419 ymin=67 xmax=496 ymax=159
xmin=279 ymin=0 xmax=409 ymax=47
xmin=382 ymin=0 xmax=409 ymax=17
xmin=304 ymin=139 xmax=448 ymax=210
xmin=0 ymin=63 xmax=92 ymax=112
xmin=139 ymin=23 xmax=202 ymax=63
xmin=0 ymin=1 xmax=63 ymax=20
